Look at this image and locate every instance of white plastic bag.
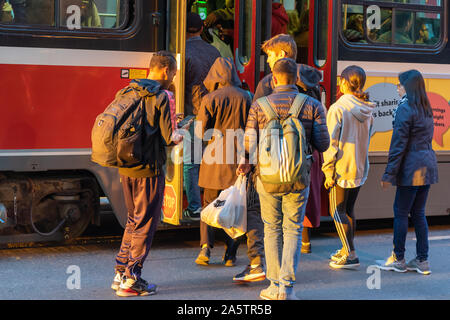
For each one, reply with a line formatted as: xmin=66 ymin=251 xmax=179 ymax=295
xmin=201 ymin=176 xmax=247 ymax=238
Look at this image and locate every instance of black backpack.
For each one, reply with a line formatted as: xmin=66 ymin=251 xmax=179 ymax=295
xmin=91 ymin=84 xmax=156 ymax=168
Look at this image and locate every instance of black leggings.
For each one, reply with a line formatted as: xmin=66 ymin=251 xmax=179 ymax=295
xmin=329 ymin=185 xmax=361 ymax=253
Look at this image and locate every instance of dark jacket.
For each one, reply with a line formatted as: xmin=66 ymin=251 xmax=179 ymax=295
xmin=118 ymin=79 xmax=173 ymax=178
xmin=245 ymin=85 xmax=329 ymax=192
xmin=185 ymin=36 xmax=221 ymax=116
xmin=254 ymin=63 xmax=322 ymax=102
xmin=247 ymin=85 xmax=329 ymax=152
xmin=197 ymin=57 xmax=252 ymax=190
xmin=382 ymin=99 xmax=438 ymax=186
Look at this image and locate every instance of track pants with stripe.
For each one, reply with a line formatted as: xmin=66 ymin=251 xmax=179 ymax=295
xmin=329 ymin=185 xmax=361 ymax=254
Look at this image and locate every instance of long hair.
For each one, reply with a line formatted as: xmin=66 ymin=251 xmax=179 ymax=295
xmin=341 ymin=65 xmax=369 ymax=101
xmin=399 ymin=69 xmax=432 ymax=117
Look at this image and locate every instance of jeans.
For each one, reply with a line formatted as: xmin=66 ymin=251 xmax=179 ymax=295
xmin=393 ymin=185 xmax=430 ymax=261
xmin=257 ymin=178 xmax=309 ymax=288
xmin=183 ymin=121 xmax=202 ymax=212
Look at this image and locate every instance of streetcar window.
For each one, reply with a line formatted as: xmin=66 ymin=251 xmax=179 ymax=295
xmin=376 ymin=11 xmax=414 ymax=44
xmin=0 ymin=0 xmax=130 ymax=32
xmin=341 ymin=1 xmax=444 ymax=49
xmin=364 ymin=0 xmax=442 ymax=6
xmin=414 ymin=12 xmax=441 ymax=45
xmin=286 ymin=0 xmax=310 ymax=64
xmin=342 ymin=5 xmax=366 ymax=43
xmin=239 ymin=0 xmax=252 ymax=65
xmin=0 ymin=0 xmax=56 ymax=26
xmin=60 ymin=0 xmax=128 ymax=30
xmin=315 ymin=0 xmax=328 ymax=67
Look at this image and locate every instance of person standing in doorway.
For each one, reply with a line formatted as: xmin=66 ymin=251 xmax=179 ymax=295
xmin=195 ymin=57 xmax=252 ymax=267
xmin=183 ymin=12 xmax=221 ymax=220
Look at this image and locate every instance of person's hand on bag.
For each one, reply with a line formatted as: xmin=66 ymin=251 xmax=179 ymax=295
xmin=324 ymin=176 xmax=335 ymax=189
xmin=236 ymin=158 xmax=251 ymax=176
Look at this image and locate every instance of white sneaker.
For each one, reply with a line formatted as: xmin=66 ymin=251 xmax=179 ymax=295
xmin=111 ymin=272 xmax=123 ymax=291
xmin=376 ymin=253 xmax=407 ymax=273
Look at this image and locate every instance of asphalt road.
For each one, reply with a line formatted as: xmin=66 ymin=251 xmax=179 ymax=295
xmin=0 ymin=222 xmax=449 ymax=302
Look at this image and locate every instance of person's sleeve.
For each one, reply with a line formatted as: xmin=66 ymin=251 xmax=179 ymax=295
xmin=321 ymin=106 xmax=341 ymax=181
xmin=253 ymin=76 xmax=271 ymax=102
xmin=156 ymin=93 xmax=174 ymax=146
xmin=195 ymin=96 xmax=213 ymax=141
xmin=311 ymin=101 xmax=330 ymax=152
xmin=243 ymin=102 xmax=260 ymax=163
xmin=382 ymin=104 xmax=412 ymax=183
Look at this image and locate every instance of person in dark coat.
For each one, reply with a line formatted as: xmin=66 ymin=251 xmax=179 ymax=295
xmin=183 ymin=12 xmax=221 ymax=221
xmin=194 ymin=57 xmax=253 ymax=267
xmin=253 ymin=33 xmax=327 ymax=254
xmin=377 ymin=69 xmax=438 ymax=275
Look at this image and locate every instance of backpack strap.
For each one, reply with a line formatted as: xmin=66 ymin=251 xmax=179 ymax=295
xmin=257 ymin=97 xmax=279 ymax=122
xmin=289 ymin=93 xmax=308 ymax=118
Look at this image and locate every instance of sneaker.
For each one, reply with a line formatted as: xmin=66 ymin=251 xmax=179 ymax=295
xmin=278 ymin=286 xmax=298 ymax=300
xmin=329 ymin=255 xmax=360 ymax=269
xmin=301 ymin=242 xmax=311 ymax=254
xmin=233 ymin=265 xmax=266 ymax=282
xmin=183 ymin=208 xmax=201 ymax=221
xmin=330 ymin=248 xmax=346 ymax=262
xmin=407 ymin=258 xmax=431 ymax=275
xmin=116 ymin=277 xmax=157 ymax=297
xmin=259 ymin=284 xmax=279 ymax=300
xmin=111 ymin=271 xmax=123 ymax=291
xmin=195 ymin=247 xmax=210 ymax=266
xmin=223 ymin=253 xmax=237 ymax=267
xmin=376 ymin=253 xmax=407 ymax=273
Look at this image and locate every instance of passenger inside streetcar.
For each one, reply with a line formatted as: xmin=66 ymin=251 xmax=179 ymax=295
xmin=342 ymin=13 xmax=365 ymax=43
xmin=378 ymin=11 xmax=413 ymax=44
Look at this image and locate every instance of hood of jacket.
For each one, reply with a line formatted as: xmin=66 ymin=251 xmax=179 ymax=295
xmin=338 ymin=94 xmax=375 ymax=122
xmin=129 ymin=78 xmax=162 ymax=96
xmin=203 ymin=57 xmax=242 ymax=93
xmin=296 ymin=64 xmax=322 ymax=91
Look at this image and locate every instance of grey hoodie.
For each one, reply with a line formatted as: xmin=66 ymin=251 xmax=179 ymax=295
xmin=322 ymin=94 xmax=375 ymax=188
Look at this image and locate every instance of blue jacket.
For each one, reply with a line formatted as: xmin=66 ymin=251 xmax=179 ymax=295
xmin=382 ymin=98 xmax=438 ymax=186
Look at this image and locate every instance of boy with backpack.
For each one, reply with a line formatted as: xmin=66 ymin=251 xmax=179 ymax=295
xmin=238 ymin=58 xmax=329 ymax=300
xmin=92 ymin=51 xmax=177 ymax=297
xmin=254 ymin=34 xmax=326 ymax=254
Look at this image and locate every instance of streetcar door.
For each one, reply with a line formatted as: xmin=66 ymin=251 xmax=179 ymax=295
xmin=308 ymin=0 xmax=339 ymax=108
xmin=161 ymin=0 xmax=188 ymax=226
xmin=234 ymin=0 xmax=270 ymax=92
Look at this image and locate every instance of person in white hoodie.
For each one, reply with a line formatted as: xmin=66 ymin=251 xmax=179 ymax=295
xmin=322 ymin=65 xmax=375 ymax=269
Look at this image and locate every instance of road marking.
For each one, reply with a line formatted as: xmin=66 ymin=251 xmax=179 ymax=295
xmin=413 ymin=235 xmax=450 ymax=241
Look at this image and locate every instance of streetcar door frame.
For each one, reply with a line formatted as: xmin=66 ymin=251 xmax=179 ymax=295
xmin=161 ymin=0 xmax=187 ymax=226
xmin=308 ymin=0 xmax=339 ymax=108
xmin=234 ymin=0 xmax=271 ymax=92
